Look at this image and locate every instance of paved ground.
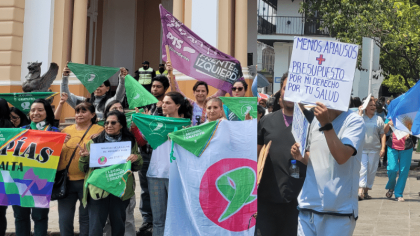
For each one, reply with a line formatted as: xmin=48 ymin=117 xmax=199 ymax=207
xmin=4 ymin=151 xmax=420 ymax=235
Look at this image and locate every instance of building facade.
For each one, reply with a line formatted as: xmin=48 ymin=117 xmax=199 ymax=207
xmin=0 ymin=0 xmax=257 ymax=121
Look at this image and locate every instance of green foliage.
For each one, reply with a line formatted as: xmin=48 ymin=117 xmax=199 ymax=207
xmin=300 ymin=0 xmax=420 ymax=92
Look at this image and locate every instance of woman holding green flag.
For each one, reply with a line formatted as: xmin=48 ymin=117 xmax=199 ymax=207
xmin=78 ymin=110 xmax=142 ymax=236
xmin=13 ymin=99 xmax=60 ymax=236
xmin=61 ymin=66 xmax=128 ymax=119
xmin=147 ymin=91 xmax=192 ymax=236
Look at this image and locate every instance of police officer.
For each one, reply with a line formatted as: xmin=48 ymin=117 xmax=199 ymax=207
xmin=138 ymin=61 xmax=156 ymax=92
xmin=155 ymin=64 xmax=168 ymax=76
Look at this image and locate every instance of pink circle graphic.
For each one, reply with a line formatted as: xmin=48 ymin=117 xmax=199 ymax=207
xmin=199 ymin=158 xmax=257 ymax=232
xmin=98 ymin=156 xmax=107 ymax=165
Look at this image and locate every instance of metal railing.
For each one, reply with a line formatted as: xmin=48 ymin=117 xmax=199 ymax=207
xmin=258 ymin=15 xmax=330 ymax=36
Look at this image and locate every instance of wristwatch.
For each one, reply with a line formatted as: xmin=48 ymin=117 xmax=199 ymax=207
xmin=319 ymin=123 xmax=333 ymax=132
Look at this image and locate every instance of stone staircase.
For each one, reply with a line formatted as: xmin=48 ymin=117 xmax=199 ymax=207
xmin=58 ymin=117 xmax=76 ymax=130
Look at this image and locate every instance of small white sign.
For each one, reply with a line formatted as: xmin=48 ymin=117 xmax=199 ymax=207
xmin=361 ymin=93 xmax=372 ymax=110
xmin=292 ymin=103 xmax=310 ymax=157
xmin=89 ymin=141 xmax=131 ymax=168
xmin=284 ymin=37 xmax=359 ymax=112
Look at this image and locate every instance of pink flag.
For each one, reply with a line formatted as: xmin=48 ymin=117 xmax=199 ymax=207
xmin=160 ymin=5 xmax=243 ymax=92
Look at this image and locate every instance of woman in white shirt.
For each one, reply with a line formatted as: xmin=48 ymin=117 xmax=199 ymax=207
xmin=358 ymin=98 xmax=386 ymax=200
xmin=147 ymin=91 xmax=192 ymax=236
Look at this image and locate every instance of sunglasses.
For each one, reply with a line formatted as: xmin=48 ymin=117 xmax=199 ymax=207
xmin=10 ymin=115 xmax=20 ymax=120
xmin=105 ymin=121 xmax=119 ymax=126
xmin=232 ymin=87 xmax=244 ymax=92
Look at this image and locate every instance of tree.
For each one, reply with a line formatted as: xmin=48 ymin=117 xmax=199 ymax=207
xmin=300 ymin=0 xmax=420 ymax=92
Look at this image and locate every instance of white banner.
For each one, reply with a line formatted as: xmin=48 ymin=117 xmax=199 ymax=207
xmin=292 ymin=103 xmax=310 ymax=157
xmin=284 ymin=37 xmax=359 ymax=111
xmin=89 ymin=141 xmax=131 ymax=168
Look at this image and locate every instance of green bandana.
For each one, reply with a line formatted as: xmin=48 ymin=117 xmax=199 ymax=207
xmin=0 ymin=92 xmax=59 ymax=114
xmin=67 ymin=62 xmax=120 ymax=94
xmin=168 ymin=120 xmax=220 ymax=157
xmin=219 ymin=97 xmax=258 ymax=121
xmin=86 ymin=161 xmax=132 ymax=198
xmin=132 ymin=113 xmax=191 ymax=149
xmin=125 ymin=75 xmax=158 ymax=109
xmin=29 ymin=120 xmax=49 ymax=131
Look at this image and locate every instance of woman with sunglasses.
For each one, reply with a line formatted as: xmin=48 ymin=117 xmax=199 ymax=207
xmin=147 ymin=91 xmax=192 ymax=236
xmin=0 ymin=98 xmax=13 ymax=236
xmin=57 ymin=101 xmax=103 ymax=236
xmin=78 ymin=110 xmax=142 ymax=236
xmin=61 ymin=66 xmax=128 ymax=119
xmin=166 ymin=62 xmax=226 ymax=125
xmin=13 ymin=99 xmax=60 ymax=236
xmin=224 ymin=80 xmax=249 ymax=121
xmin=10 ymin=107 xmax=30 ymax=128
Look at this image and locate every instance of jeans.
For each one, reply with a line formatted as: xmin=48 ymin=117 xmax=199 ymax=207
xmin=139 ymin=151 xmax=152 ymax=224
xmin=12 ymin=205 xmax=49 ymax=236
xmin=386 ymin=147 xmax=413 ymax=198
xmin=148 ymin=177 xmax=169 ymax=236
xmin=87 ymin=194 xmax=130 ymax=236
xmin=298 ymin=211 xmax=356 ymax=236
xmin=0 ymin=206 xmax=6 ymax=236
xmin=58 ymin=180 xmax=88 ymax=236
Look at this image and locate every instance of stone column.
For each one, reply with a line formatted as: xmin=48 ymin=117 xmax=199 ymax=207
xmin=218 ymin=0 xmax=233 ymax=56
xmin=234 ymin=0 xmax=248 ymax=67
xmin=71 ymin=0 xmax=88 ymax=63
xmin=0 ymin=0 xmax=24 ymax=90
xmin=173 ymin=0 xmax=184 ymax=23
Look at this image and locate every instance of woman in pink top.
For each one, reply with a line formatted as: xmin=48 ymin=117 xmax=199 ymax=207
xmin=384 ymin=119 xmax=414 ymax=202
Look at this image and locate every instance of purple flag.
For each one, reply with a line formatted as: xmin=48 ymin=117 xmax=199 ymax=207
xmin=159 ymin=5 xmax=243 ymax=92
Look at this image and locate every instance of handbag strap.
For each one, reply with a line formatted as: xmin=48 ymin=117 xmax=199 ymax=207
xmin=65 ymin=124 xmax=93 ymax=171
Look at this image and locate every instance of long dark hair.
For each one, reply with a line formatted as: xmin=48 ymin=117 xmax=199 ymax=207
xmin=0 ymin=98 xmax=13 ymax=128
xmin=165 ymin=92 xmax=193 ymax=120
xmin=273 ymin=90 xmax=282 ymax=112
xmin=87 ymin=80 xmax=112 ymax=112
xmin=75 ymin=102 xmax=97 ymax=124
xmin=10 ymin=107 xmax=30 ymax=127
xmin=104 ymin=100 xmax=124 ymax=119
xmin=31 ymin=99 xmax=55 ymax=126
xmin=94 ymin=110 xmax=136 ymax=147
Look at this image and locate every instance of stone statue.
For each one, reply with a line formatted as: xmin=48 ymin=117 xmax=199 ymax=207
xmin=22 ymin=61 xmax=59 ymax=92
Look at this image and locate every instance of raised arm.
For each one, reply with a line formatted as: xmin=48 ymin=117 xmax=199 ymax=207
xmin=54 ymin=92 xmax=68 ymax=120
xmin=61 ymin=66 xmax=86 ymax=108
xmin=315 ymin=102 xmax=361 ymax=165
xmin=104 ymin=68 xmax=127 ymax=108
xmin=166 ymin=62 xmax=194 ymax=104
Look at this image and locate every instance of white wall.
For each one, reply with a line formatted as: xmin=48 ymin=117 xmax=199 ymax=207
xmin=248 ymin=0 xmax=258 ymax=66
xmin=101 ymin=0 xmax=136 ymax=85
xmin=191 ymin=0 xmax=218 ymax=48
xmin=277 ymin=0 xmax=303 ymax=17
xmin=20 ymin=0 xmax=55 ymax=82
xmin=273 ymin=42 xmax=292 ymax=93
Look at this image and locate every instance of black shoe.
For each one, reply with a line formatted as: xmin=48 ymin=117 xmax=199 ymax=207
xmin=137 ymin=222 xmax=153 ymax=236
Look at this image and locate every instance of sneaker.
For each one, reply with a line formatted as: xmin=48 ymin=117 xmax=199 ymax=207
xmin=137 ymin=222 xmax=153 ymax=236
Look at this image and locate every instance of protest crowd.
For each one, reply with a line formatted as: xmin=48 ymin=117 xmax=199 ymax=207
xmin=1 ymin=5 xmax=420 ymax=236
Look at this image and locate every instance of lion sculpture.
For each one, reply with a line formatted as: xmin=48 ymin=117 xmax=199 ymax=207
xmin=22 ymin=61 xmax=59 ymax=92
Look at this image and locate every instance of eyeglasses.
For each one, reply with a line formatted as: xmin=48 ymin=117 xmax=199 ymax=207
xmin=232 ymin=87 xmax=244 ymax=92
xmin=10 ymin=115 xmax=20 ymax=120
xmin=105 ymin=121 xmax=119 ymax=126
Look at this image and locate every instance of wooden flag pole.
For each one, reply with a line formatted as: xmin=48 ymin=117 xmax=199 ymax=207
xmin=165 ymin=45 xmax=173 ymax=80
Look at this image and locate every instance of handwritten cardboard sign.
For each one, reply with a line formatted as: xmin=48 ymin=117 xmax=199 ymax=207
xmin=284 ymin=37 xmax=359 ymax=111
xmin=292 ymin=103 xmax=310 ymax=157
xmin=90 ymin=141 xmax=131 ymax=168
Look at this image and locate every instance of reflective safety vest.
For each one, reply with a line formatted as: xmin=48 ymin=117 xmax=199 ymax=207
xmin=156 ymin=70 xmax=168 ymax=76
xmin=138 ymin=67 xmax=154 ymax=85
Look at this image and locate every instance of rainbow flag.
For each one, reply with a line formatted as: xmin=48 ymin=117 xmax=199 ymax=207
xmin=0 ymin=128 xmax=66 ymax=208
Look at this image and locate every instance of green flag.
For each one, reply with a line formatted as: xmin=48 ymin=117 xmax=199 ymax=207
xmin=125 ymin=75 xmax=158 ymax=109
xmin=67 ymin=62 xmax=120 ymax=94
xmin=219 ymin=97 xmax=258 ymax=121
xmin=86 ymin=161 xmax=132 ymax=198
xmin=0 ymin=92 xmax=59 ymax=114
xmin=97 ymin=110 xmax=139 ymax=127
xmin=132 ymin=113 xmax=191 ymax=149
xmin=168 ymin=120 xmax=220 ymax=157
